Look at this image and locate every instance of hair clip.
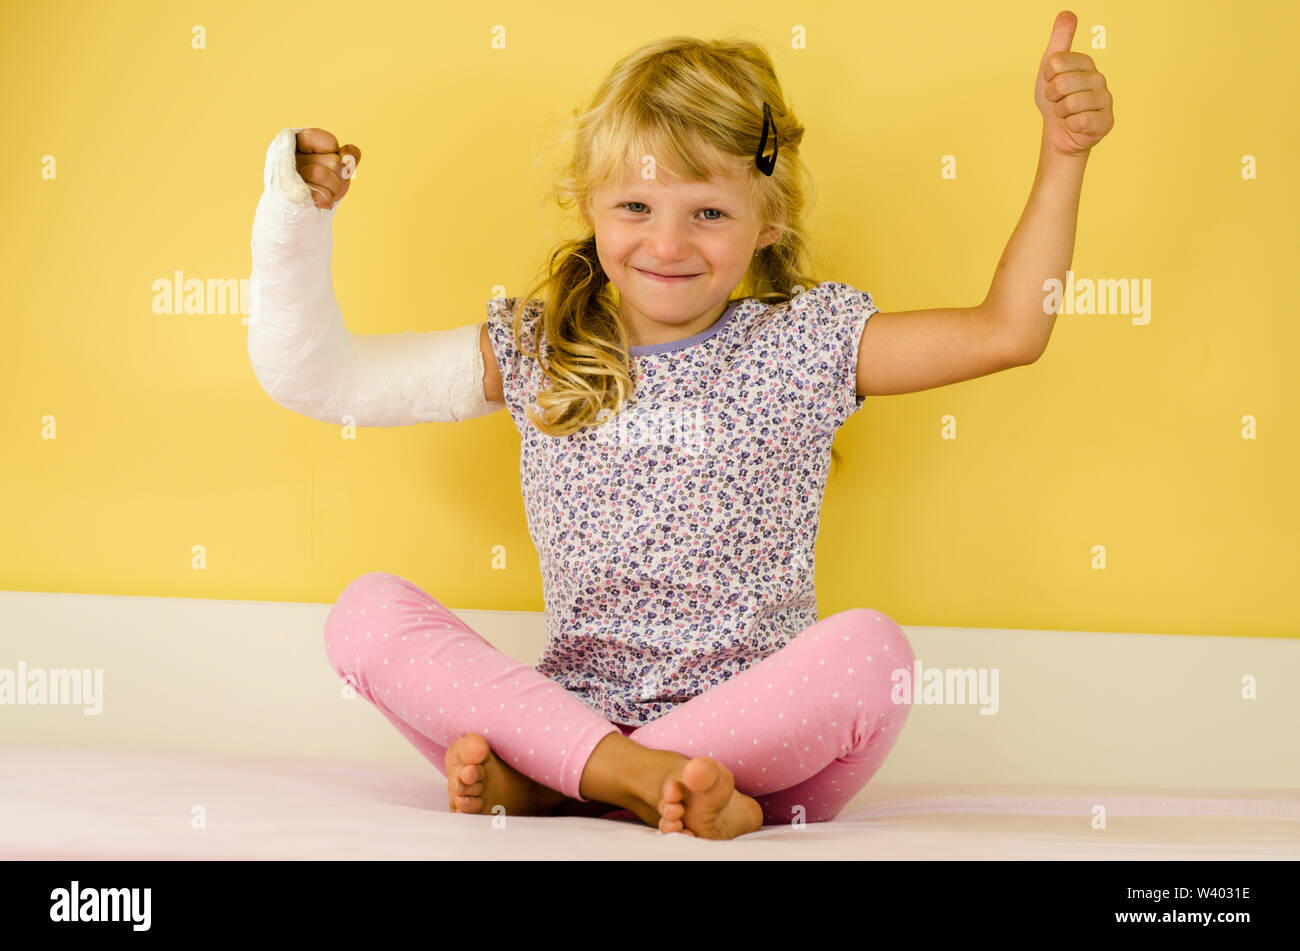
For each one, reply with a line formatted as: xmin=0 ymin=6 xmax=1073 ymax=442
xmin=755 ymin=102 xmax=778 ymax=176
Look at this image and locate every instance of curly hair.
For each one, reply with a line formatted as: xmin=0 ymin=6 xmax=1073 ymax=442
xmin=500 ymin=35 xmax=846 ymax=477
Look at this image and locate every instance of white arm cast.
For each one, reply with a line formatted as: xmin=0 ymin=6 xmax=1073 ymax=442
xmin=247 ymin=127 xmax=503 ymax=426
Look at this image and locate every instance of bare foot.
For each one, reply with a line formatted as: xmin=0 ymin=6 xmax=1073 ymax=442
xmin=657 ymin=757 xmax=764 ymax=839
xmin=445 ymin=733 xmax=569 ymax=818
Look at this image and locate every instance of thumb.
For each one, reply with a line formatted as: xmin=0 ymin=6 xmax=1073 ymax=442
xmin=1040 ymin=10 xmax=1078 ymax=65
xmin=339 ymin=143 xmax=362 ymax=178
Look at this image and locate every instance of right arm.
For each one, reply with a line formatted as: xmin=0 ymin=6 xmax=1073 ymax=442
xmin=480 ymin=323 xmax=504 ymax=404
xmin=247 ymin=127 xmax=505 ymax=426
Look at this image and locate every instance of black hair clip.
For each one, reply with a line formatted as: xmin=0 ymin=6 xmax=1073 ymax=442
xmin=755 ymin=102 xmax=778 ymax=176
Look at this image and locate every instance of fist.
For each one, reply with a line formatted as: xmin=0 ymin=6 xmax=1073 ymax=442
xmin=294 ymin=128 xmax=362 ymax=210
xmin=1034 ymin=11 xmax=1114 ymax=157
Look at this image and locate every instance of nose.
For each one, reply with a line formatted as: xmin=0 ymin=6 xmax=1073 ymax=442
xmin=641 ymin=223 xmax=693 ymax=265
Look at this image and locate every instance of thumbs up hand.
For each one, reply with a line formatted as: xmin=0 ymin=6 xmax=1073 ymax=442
xmin=1034 ymin=10 xmax=1114 ymax=157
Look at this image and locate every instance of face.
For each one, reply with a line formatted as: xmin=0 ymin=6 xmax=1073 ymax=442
xmin=582 ymin=161 xmax=780 ymax=349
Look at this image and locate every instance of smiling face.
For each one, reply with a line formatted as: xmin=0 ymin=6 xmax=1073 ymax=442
xmin=582 ymin=161 xmax=781 ymax=349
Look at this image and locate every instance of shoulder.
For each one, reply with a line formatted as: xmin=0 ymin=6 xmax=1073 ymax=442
xmin=485 ymin=295 xmax=544 ymax=328
xmin=792 ymin=280 xmax=878 ymax=318
xmin=745 ymin=280 xmax=878 ymax=338
xmin=484 ymin=296 xmax=546 ymax=359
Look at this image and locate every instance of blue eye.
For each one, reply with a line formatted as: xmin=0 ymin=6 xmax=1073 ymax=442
xmin=618 ymin=202 xmax=727 ymax=221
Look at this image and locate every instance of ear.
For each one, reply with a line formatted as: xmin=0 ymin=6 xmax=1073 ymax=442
xmin=759 ymin=223 xmax=784 ymax=249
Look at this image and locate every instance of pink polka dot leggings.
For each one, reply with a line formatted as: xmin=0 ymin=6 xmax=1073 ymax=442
xmin=323 ymin=572 xmax=915 ymax=826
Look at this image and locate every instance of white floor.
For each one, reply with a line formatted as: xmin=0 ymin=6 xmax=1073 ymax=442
xmin=3 ymin=589 xmax=1298 ymax=859
xmin=3 ymin=747 xmax=1296 ymax=860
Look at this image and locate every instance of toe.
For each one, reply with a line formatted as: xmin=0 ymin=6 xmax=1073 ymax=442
xmin=683 ymin=757 xmax=721 ymax=793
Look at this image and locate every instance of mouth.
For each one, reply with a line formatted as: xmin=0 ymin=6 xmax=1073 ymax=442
xmin=635 ymin=267 xmax=700 ymax=284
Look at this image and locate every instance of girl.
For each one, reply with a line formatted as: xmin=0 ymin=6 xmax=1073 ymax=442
xmin=249 ymin=19 xmax=1112 ymax=840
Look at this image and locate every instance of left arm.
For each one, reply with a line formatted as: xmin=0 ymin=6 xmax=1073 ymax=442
xmin=855 ymin=11 xmax=1113 ymax=397
xmin=979 ymin=10 xmax=1113 ymax=365
xmin=976 ymin=131 xmax=1090 ymax=368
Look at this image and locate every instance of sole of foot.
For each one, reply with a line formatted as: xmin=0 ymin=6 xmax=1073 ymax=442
xmin=657 ymin=756 xmax=764 ymax=839
xmin=444 ymin=732 xmax=568 ymax=817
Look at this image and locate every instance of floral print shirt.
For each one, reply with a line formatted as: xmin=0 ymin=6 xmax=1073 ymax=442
xmin=484 ymin=280 xmax=877 ymax=725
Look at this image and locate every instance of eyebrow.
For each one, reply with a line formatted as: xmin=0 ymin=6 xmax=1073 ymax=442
xmin=606 ymin=187 xmax=741 ymax=204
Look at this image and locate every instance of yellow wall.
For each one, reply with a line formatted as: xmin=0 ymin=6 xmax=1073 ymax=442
xmin=3 ymin=1 xmax=1295 ymax=638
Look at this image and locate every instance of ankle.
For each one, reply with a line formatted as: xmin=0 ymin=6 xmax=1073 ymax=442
xmin=578 ymin=733 xmax=687 ymax=813
xmin=628 ymin=748 xmax=691 ymax=814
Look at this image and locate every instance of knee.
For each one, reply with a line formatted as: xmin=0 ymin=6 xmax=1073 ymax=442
xmin=323 ymin=571 xmax=407 ymax=669
xmin=821 ymin=609 xmax=915 ymax=733
xmin=827 ymin=608 xmax=914 ymax=669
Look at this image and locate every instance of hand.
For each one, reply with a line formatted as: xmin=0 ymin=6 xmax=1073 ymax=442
xmin=294 ymin=128 xmax=362 ymax=210
xmin=1034 ymin=10 xmax=1114 ymax=158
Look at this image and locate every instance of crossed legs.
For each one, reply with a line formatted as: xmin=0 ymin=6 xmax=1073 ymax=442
xmin=324 ymin=572 xmax=914 ymax=828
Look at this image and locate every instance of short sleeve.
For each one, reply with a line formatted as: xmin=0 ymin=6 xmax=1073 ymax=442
xmin=787 ymin=280 xmax=878 ymax=430
xmin=483 ymin=295 xmax=547 ymax=430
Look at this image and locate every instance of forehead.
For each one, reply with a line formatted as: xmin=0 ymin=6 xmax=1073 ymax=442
xmin=599 ymin=160 xmax=749 ymax=197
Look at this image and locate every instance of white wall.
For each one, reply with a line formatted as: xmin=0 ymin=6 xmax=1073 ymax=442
xmin=1 ymin=590 xmax=1295 ymax=788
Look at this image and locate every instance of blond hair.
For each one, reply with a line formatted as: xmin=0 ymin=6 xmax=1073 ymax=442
xmin=502 ymin=35 xmax=846 ymax=476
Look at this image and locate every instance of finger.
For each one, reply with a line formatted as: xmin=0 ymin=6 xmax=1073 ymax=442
xmin=295 ymin=127 xmax=340 ymax=154
xmin=1044 ymin=68 xmax=1101 ymax=102
xmin=297 ymin=160 xmax=344 ymax=196
xmin=1044 ymin=52 xmax=1097 ymax=83
xmin=1065 ymin=110 xmax=1113 ymax=135
xmin=1055 ymin=89 xmax=1110 ymax=119
xmin=1038 ymin=10 xmax=1078 ymax=77
xmin=306 ymin=182 xmax=332 ymax=210
xmin=297 ymin=151 xmax=344 ymax=176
